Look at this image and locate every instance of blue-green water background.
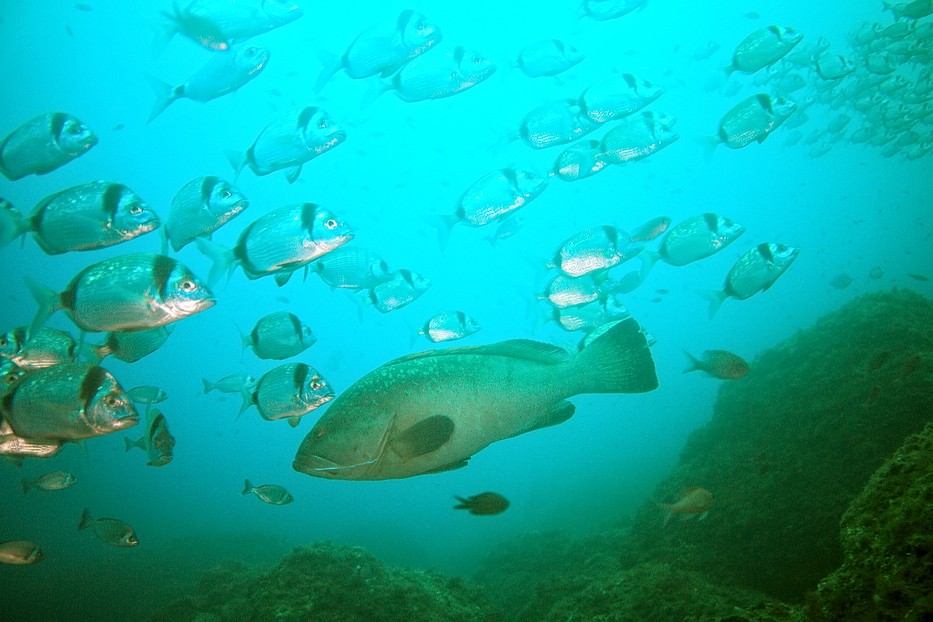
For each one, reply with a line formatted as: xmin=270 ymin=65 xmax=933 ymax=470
xmin=0 ymin=1 xmax=930 ymax=619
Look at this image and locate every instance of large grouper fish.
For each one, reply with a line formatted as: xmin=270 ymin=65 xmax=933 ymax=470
xmin=293 ymin=317 xmax=658 ymax=480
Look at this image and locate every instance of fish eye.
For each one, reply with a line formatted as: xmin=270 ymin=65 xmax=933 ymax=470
xmin=222 ymin=190 xmax=232 ymax=199
xmin=104 ymin=393 xmax=121 ymax=407
xmin=129 ymin=204 xmax=143 ymax=215
xmin=179 ymin=280 xmax=198 ymax=292
xmin=324 ymin=218 xmax=338 ymax=229
xmin=309 ymin=377 xmax=326 ymax=391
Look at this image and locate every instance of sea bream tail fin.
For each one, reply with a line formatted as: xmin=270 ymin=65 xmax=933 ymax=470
xmin=638 ymin=249 xmax=661 ymax=282
xmin=242 ymin=479 xmax=253 ymax=495
xmin=237 ymin=389 xmax=255 ymax=418
xmin=145 ymin=75 xmax=180 ymax=123
xmin=124 ymin=435 xmax=147 ymax=452
xmin=311 ymin=46 xmax=342 ymax=93
xmin=573 ymin=317 xmax=658 ymax=394
xmin=24 ymin=277 xmax=62 ymax=339
xmin=698 ymin=289 xmax=728 ymax=319
xmin=77 ymin=507 xmax=93 ymax=531
xmin=682 ymin=350 xmax=703 ymax=374
xmin=195 ymin=237 xmax=237 ymax=286
xmin=21 ymin=479 xmax=32 ymax=495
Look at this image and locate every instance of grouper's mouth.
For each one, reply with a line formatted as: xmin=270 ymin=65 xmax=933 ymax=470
xmin=292 ymin=453 xmax=377 ymax=478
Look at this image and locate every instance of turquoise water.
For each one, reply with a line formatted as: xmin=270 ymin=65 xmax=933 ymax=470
xmin=1 ymin=1 xmax=930 ymax=620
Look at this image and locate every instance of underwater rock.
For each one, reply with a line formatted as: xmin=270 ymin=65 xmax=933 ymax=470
xmin=621 ymin=289 xmax=932 ymax=601
xmin=805 ymin=422 xmax=933 ymax=620
xmin=148 ymin=541 xmax=501 ymax=622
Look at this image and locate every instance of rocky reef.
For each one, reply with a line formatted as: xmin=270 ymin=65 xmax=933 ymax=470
xmin=620 ymin=288 xmax=932 ymax=601
xmin=148 ymin=542 xmax=501 ymax=622
xmin=150 ymin=290 xmax=931 ymax=621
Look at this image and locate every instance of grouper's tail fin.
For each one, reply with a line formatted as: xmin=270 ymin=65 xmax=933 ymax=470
xmin=573 ymin=317 xmax=658 ymax=394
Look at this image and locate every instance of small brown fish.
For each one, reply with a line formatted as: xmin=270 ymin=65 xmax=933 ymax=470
xmin=900 ymin=354 xmax=922 ymax=380
xmin=660 ymin=486 xmax=713 ymax=526
xmin=906 ymin=273 xmax=929 ymax=282
xmin=867 ymin=385 xmax=881 ymax=406
xmin=453 ymin=492 xmax=509 ymax=515
xmin=867 ymin=350 xmax=893 ymax=372
xmin=683 ymin=350 xmax=749 ymax=380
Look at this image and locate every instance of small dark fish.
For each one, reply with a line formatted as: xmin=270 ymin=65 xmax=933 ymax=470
xmin=907 ymin=273 xmax=929 ymax=282
xmin=868 ymin=266 xmax=885 ymax=280
xmin=124 ymin=409 xmax=175 ymax=466
xmin=21 ymin=470 xmax=77 ymax=494
xmin=453 ymin=492 xmax=510 ymax=515
xmin=0 ymin=540 xmax=44 ymax=565
xmin=830 ymin=273 xmax=854 ymax=290
xmin=77 ymin=508 xmax=138 ymax=547
xmin=74 ymin=3 xmax=94 ymax=11
xmin=867 ymin=350 xmax=893 ymax=372
xmin=867 ymin=385 xmax=881 ymax=405
xmin=242 ymin=479 xmax=292 ymax=505
xmin=683 ymin=350 xmax=750 ymax=379
xmin=900 ymin=354 xmax=922 ymax=379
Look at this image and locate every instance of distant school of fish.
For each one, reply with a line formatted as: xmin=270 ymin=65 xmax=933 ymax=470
xmin=2 ymin=0 xmax=931 ymax=563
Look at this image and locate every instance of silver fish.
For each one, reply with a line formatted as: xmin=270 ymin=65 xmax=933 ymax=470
xmin=91 ymin=327 xmax=172 ymax=363
xmin=293 ymin=316 xmax=657 ymax=480
xmin=442 ymin=168 xmax=549 ymax=231
xmin=160 ymin=0 xmax=302 ymax=52
xmin=243 ymin=311 xmax=316 ymax=360
xmin=21 ymin=470 xmax=77 ymax=494
xmin=705 ymin=243 xmax=800 ymax=317
xmin=381 ymin=46 xmax=496 ymax=102
xmin=314 ymin=9 xmax=442 ymax=90
xmin=360 ymin=269 xmax=431 ymax=313
xmin=553 ymin=140 xmax=611 ymax=182
xmin=27 ymin=181 xmax=160 ymax=254
xmin=815 ymin=54 xmax=856 ymax=80
xmin=519 ymin=99 xmax=601 ymax=149
xmin=166 ymin=176 xmax=249 ymax=252
xmin=0 ymin=419 xmax=62 ymax=459
xmin=713 ymin=94 xmax=797 ymax=149
xmin=127 ymin=385 xmax=167 ymax=404
xmin=725 ymin=26 xmax=803 ymax=74
xmin=0 ymin=326 xmax=77 ymax=370
xmin=227 ymin=106 xmax=346 ymax=183
xmin=124 ymin=409 xmax=175 ymax=466
xmin=419 ymin=311 xmax=481 ymax=343
xmin=540 ymin=272 xmax=604 ymax=309
xmin=202 ymin=373 xmax=256 ymax=416
xmin=552 ymin=295 xmax=629 ymax=333
xmin=0 ymin=540 xmax=44 ymax=565
xmin=2 ymin=362 xmax=138 ymax=441
xmin=309 ymin=246 xmax=392 ymax=290
xmin=0 ymin=113 xmax=97 ymax=180
xmin=27 ymin=254 xmax=215 ymax=334
xmin=77 ymin=508 xmax=138 ymax=547
xmin=148 ymin=44 xmax=269 ymax=121
xmin=883 ymin=0 xmax=933 ymax=19
xmin=551 ymin=225 xmax=643 ymax=277
xmin=515 ymin=39 xmax=583 ymax=78
xmin=583 ymin=0 xmax=649 ymax=21
xmin=601 ymin=111 xmax=679 ymax=164
xmin=252 ymin=362 xmax=333 ymax=422
xmin=640 ymin=213 xmax=745 ymax=278
xmin=242 ymin=479 xmax=293 ymax=505
xmin=579 ymin=73 xmax=664 ymax=123
xmin=197 ymin=202 xmax=353 ymax=286
xmin=0 ymin=198 xmax=28 ymax=246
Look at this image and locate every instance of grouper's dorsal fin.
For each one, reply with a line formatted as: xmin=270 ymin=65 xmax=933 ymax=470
xmin=383 ymin=340 xmax=568 ymax=368
xmin=388 ymin=414 xmax=454 ymax=460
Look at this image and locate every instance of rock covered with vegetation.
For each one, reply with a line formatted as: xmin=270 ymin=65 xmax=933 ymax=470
xmin=620 ymin=289 xmax=932 ymax=601
xmin=148 ymin=541 xmax=501 ymax=622
xmin=806 ymin=422 xmax=933 ymax=620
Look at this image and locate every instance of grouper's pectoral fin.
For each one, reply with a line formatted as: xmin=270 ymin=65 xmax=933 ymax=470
xmin=423 ymin=458 xmax=469 ymax=474
xmin=387 ymin=414 xmax=454 ymax=460
xmin=507 ymin=400 xmax=576 ymax=439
